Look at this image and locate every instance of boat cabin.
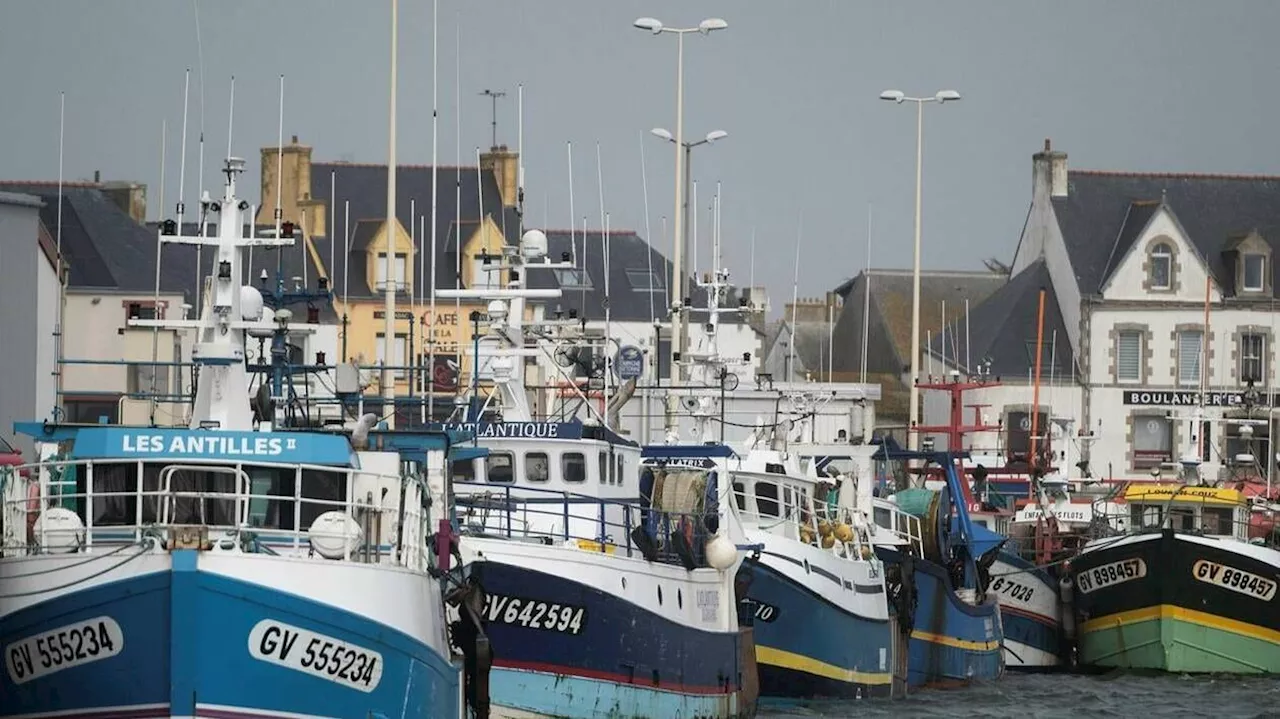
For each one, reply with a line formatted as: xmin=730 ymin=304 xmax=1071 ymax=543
xmin=1122 ymin=483 xmax=1250 ymax=541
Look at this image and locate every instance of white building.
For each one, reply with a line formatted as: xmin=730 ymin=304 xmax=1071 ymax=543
xmin=926 ymin=139 xmax=1280 ymax=483
xmin=0 ymin=192 xmax=59 ymax=455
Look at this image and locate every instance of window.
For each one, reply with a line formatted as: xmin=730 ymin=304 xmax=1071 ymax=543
xmin=452 ymin=458 xmax=476 ymax=482
xmin=1149 ymin=242 xmax=1172 ymax=289
xmin=754 ymin=481 xmax=780 ymax=518
xmin=625 ymin=268 xmax=665 ymax=292
xmin=1225 ymin=420 xmax=1269 ymax=465
xmin=1241 ymin=332 xmax=1266 ymax=384
xmin=1130 ymin=504 xmax=1163 ymax=529
xmin=1132 ymin=415 xmax=1173 ymax=468
xmin=598 ymin=452 xmax=608 ymax=484
xmin=125 ymin=303 xmax=159 ymax=320
xmin=374 ymin=333 xmax=409 ymax=379
xmin=375 ymin=252 xmax=408 ymax=291
xmin=1178 ymin=329 xmax=1203 ymax=385
xmin=128 ymin=363 xmax=171 ymax=396
xmin=616 ymin=455 xmax=625 ymax=486
xmin=525 ymin=452 xmax=549 ymax=482
xmin=63 ymin=398 xmax=120 ymax=424
xmin=470 ymin=252 xmax=499 ymax=290
xmin=1116 ymin=330 xmax=1143 ymax=382
xmin=732 ymin=481 xmax=746 ymax=511
xmin=563 ymin=452 xmax=586 ymax=483
xmin=1203 ymin=507 xmax=1235 ymax=535
xmin=1244 ymin=253 xmax=1266 ymax=292
xmin=485 ymin=452 xmax=514 ymax=482
xmin=553 ymin=268 xmax=592 ymax=289
xmin=1005 ymin=409 xmax=1048 ymax=458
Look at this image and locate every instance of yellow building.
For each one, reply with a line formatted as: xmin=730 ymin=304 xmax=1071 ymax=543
xmin=259 ymin=137 xmax=523 ymax=418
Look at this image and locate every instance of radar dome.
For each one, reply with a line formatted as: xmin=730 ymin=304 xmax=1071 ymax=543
xmin=520 ymin=229 xmax=548 ymax=260
xmin=240 ymin=285 xmax=264 ymax=321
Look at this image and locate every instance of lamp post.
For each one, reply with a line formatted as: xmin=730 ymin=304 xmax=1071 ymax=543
xmin=879 ymin=88 xmax=960 ymax=451
xmin=650 ymin=126 xmax=728 ymax=339
xmin=634 ymin=15 xmax=728 ymax=438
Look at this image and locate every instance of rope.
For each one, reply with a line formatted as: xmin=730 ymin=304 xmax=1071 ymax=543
xmin=3 ymin=540 xmax=143 ymax=578
xmin=0 ymin=539 xmax=157 ymax=599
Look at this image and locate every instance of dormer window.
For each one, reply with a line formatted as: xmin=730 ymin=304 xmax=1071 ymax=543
xmin=1243 ymin=253 xmax=1266 ymax=292
xmin=1149 ymin=242 xmax=1172 ymax=289
xmin=375 ymin=252 xmax=408 ymax=291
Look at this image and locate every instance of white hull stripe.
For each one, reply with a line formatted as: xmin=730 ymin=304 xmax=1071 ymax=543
xmin=3 ymin=704 xmax=338 ymax=719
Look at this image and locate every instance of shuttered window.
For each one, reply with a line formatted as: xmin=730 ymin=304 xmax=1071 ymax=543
xmin=1117 ymin=330 xmax=1142 ymax=382
xmin=1241 ymin=333 xmax=1265 ymax=384
xmin=1178 ymin=330 xmax=1203 ymax=385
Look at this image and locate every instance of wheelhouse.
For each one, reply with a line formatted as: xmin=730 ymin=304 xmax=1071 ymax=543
xmin=1122 ymin=484 xmax=1251 ymax=541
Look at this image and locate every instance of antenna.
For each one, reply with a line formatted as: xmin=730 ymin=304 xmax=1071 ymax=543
xmin=342 ymin=199 xmax=350 ymax=361
xmin=329 ymin=170 xmax=336 ymax=278
xmin=639 ymin=131 xmax=655 ymax=323
xmin=861 ymin=204 xmax=871 ymax=384
xmin=479 ymin=89 xmax=507 ymax=148
xmin=517 ymin=82 xmax=525 ymax=224
xmin=382 ymin=0 xmax=400 ymax=429
xmin=273 ymin=75 xmax=284 ymax=239
xmin=788 ymin=212 xmax=803 ymax=383
xmin=567 ymin=142 xmax=576 ymax=265
xmin=55 ymin=91 xmax=66 ymax=420
xmin=426 ymin=0 xmax=439 ymax=422
xmin=150 ymin=115 xmax=167 ymax=426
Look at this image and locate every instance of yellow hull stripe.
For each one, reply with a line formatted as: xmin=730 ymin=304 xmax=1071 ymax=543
xmin=1081 ymin=604 xmax=1280 ymax=645
xmin=755 ymin=645 xmax=894 ymax=685
xmin=909 ymin=629 xmax=1001 ymax=652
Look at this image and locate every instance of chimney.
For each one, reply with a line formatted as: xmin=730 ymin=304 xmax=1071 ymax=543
xmin=479 ymin=144 xmax=519 ymax=209
xmin=258 ymin=135 xmax=314 ymax=230
xmin=100 ymin=181 xmax=147 ymax=223
xmin=1033 ymin=138 xmax=1069 ymax=198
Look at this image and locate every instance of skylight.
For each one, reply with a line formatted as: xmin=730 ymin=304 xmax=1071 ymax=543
xmin=625 ymin=268 xmax=665 ymax=292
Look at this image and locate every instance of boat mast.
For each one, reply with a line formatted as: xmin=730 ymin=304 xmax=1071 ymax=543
xmin=382 ymin=0 xmax=400 ymax=429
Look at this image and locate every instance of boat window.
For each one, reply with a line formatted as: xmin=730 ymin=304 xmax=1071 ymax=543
xmin=755 ymin=481 xmax=780 ymax=518
xmin=598 ymin=452 xmax=608 ymax=483
xmin=1169 ymin=507 xmax=1195 ymax=531
xmin=525 ymin=452 xmax=550 ymax=482
xmin=84 ymin=462 xmax=154 ymax=526
xmin=300 ymin=469 xmax=347 ymax=528
xmin=563 ymin=452 xmax=586 ymax=483
xmin=873 ymin=506 xmax=892 ymax=530
xmin=616 ymin=455 xmax=625 ymax=486
xmin=1131 ymin=504 xmax=1163 ymax=528
xmin=486 ymin=452 xmax=515 ymax=483
xmin=1202 ymin=507 xmax=1235 ymax=535
xmin=732 ymin=481 xmax=746 ymax=511
xmin=244 ymin=464 xmax=299 ymax=529
xmin=452 ymin=458 xmax=476 ymax=483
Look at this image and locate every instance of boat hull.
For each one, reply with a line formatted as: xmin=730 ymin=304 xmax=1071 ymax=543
xmin=746 ymin=555 xmax=895 ymax=700
xmin=466 ymin=541 xmax=754 ymax=719
xmin=877 ymin=548 xmax=1004 ymax=687
xmin=0 ymin=548 xmax=461 ymax=719
xmin=990 ymin=552 xmax=1065 ymax=669
xmin=1072 ymin=529 xmax=1280 ymax=674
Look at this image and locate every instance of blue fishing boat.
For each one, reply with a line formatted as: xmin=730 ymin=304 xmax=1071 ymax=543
xmin=869 ymin=441 xmax=1006 ymax=687
xmin=0 ymin=158 xmax=479 ymax=719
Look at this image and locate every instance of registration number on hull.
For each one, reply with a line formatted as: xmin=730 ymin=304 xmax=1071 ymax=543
xmin=1192 ymin=560 xmax=1277 ymax=601
xmin=482 ymin=593 xmax=587 ymax=635
xmin=4 ymin=616 xmax=124 ymax=685
xmin=247 ymin=620 xmax=383 ymax=692
xmin=1076 ymin=558 xmax=1146 ymax=594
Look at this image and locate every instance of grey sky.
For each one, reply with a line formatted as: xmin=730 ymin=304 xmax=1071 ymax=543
xmin=3 ymin=1 xmax=1279 ymax=314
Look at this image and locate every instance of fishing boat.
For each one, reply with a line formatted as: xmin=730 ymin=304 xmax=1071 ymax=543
xmin=869 ymin=439 xmax=1006 ymax=687
xmin=1070 ymin=407 xmax=1280 ymax=673
xmin=436 ymin=228 xmax=757 ymax=719
xmin=0 ymin=157 xmax=481 ymax=718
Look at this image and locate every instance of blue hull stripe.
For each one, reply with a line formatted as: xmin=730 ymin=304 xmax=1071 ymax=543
xmin=472 ymin=561 xmax=747 ymax=717
xmin=490 ymin=667 xmax=743 ymax=719
xmin=0 ymin=554 xmax=459 ymax=719
xmin=745 ymin=561 xmax=894 ymax=699
xmin=1001 ymin=608 xmax=1063 ymax=659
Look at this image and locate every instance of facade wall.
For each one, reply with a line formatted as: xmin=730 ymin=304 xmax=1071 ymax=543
xmin=0 ymin=195 xmax=46 ymax=454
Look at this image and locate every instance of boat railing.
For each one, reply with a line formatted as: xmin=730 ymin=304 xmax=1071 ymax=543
xmin=454 ymin=483 xmax=720 ymax=569
xmin=871 ymin=500 xmax=926 ymax=557
xmin=1084 ymin=490 xmax=1280 ymax=548
xmin=0 ymin=457 xmax=436 ymax=571
xmin=730 ymin=485 xmax=876 ymax=561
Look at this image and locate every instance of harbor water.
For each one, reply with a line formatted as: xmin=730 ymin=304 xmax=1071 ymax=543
xmin=759 ymin=672 xmax=1280 ymax=718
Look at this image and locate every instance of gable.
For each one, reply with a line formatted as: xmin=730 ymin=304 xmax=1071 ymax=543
xmin=1100 ymin=204 xmax=1221 ymax=303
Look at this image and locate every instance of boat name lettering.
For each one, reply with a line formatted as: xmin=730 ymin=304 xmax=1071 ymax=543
xmin=647 ymin=458 xmax=715 ymax=469
xmin=1192 ymin=560 xmax=1277 ymax=601
xmin=247 ymin=620 xmax=382 ymax=692
xmin=989 ymin=576 xmax=1035 ymax=603
xmin=746 ymin=598 xmax=779 ymax=623
xmin=1013 ymin=506 xmax=1092 ymax=524
xmin=121 ymin=433 xmax=294 ymax=457
xmin=3 ymin=616 xmax=123 ymax=685
xmin=696 ymin=589 xmax=720 ymax=622
xmin=1076 ymin=558 xmax=1146 ymax=594
xmin=441 ymin=422 xmax=580 ymax=440
xmin=481 ymin=593 xmax=586 ymax=635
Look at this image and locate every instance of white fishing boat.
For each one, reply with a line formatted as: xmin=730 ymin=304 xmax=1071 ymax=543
xmin=0 ymin=157 xmax=478 ymax=719
xmin=435 ymin=229 xmax=758 ymax=719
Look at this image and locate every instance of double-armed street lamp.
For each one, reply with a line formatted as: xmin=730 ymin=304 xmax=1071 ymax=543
xmin=878 ymin=89 xmax=961 ymax=450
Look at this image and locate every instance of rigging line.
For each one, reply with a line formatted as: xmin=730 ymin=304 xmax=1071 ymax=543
xmin=0 ymin=543 xmax=154 ymax=599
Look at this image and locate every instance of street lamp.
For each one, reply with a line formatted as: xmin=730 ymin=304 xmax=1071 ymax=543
xmin=879 ymin=88 xmax=961 ymax=451
xmin=650 ymin=127 xmax=728 ymax=321
xmin=634 ymin=16 xmax=728 ymax=420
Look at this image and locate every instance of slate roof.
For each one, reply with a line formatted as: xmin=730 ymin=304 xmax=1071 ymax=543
xmin=526 ymin=229 xmax=683 ymax=323
xmin=142 ymin=221 xmax=338 ymax=322
xmin=830 ymin=269 xmax=1005 ymax=376
xmin=0 ymin=182 xmax=190 ymax=294
xmin=1051 ymin=171 xmax=1280 ymax=297
xmin=312 ymin=163 xmax=519 ymax=299
xmin=927 ymin=259 xmax=1075 ymax=381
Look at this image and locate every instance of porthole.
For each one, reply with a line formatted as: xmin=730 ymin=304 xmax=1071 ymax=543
xmin=677 ymin=588 xmax=683 ymax=609
xmin=658 ymin=586 xmax=664 ymax=605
